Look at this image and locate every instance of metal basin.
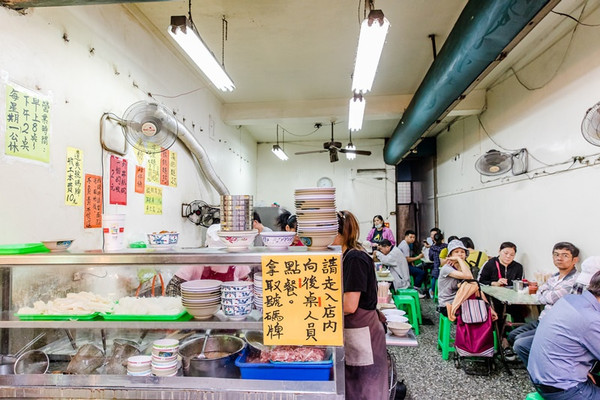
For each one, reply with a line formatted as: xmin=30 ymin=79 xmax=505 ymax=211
xmin=0 ymin=363 xmax=14 ymax=375
xmin=178 ymin=335 xmax=245 ymax=378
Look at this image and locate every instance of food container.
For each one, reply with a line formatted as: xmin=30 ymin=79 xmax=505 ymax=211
xmin=178 ymin=335 xmax=245 ymax=378
xmin=235 ymin=348 xmax=332 ymax=381
xmin=513 ymin=280 xmax=524 ymax=292
xmin=528 ymin=282 xmax=538 ymax=295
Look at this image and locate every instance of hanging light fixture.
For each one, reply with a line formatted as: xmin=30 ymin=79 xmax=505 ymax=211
xmin=271 ymin=125 xmax=289 ymax=161
xmin=345 ymin=131 xmax=357 ymax=160
xmin=348 ymin=93 xmax=366 ymax=131
xmin=168 ymin=15 xmax=235 ymax=92
xmin=351 ymin=7 xmax=390 ymax=94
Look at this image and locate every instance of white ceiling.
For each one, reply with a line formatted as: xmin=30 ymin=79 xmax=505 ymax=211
xmin=127 ymin=0 xmax=594 ymax=147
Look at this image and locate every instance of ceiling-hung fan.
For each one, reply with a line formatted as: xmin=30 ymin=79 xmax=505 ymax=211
xmin=294 ymin=122 xmax=371 ymax=163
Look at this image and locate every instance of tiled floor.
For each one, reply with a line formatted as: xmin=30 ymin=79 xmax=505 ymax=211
xmin=388 ymin=298 xmax=535 ymax=400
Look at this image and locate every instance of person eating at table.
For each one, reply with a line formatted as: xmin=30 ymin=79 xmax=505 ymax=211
xmin=373 ymin=239 xmax=411 ymax=291
xmin=437 ymin=239 xmax=473 ymax=316
xmin=508 ymin=242 xmax=580 ymax=366
xmin=527 ymin=270 xmax=600 ymax=399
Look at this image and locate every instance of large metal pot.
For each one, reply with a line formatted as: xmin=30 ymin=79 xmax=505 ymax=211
xmin=0 ymin=363 xmax=14 ymax=375
xmin=178 ymin=335 xmax=245 ymax=378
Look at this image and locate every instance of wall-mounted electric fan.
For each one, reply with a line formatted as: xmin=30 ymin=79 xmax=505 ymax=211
xmin=475 ymin=149 xmax=528 ymax=176
xmin=581 ymin=101 xmax=600 ymax=146
xmin=182 ymin=200 xmax=220 ymax=227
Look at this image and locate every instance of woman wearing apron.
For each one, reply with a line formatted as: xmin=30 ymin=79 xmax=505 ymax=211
xmin=334 ymin=210 xmax=388 ymax=399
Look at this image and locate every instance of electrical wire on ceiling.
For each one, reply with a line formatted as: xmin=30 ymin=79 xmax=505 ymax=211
xmin=278 ymin=124 xmax=323 ymax=138
xmin=509 ymin=1 xmax=589 ymax=91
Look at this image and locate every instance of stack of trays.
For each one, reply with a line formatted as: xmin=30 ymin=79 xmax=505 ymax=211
xmin=151 ymin=339 xmax=179 ymax=377
xmin=221 ymin=281 xmax=254 ymax=321
xmin=127 ymin=355 xmax=152 ymax=376
xmin=295 ymin=187 xmax=338 ymax=250
xmin=181 ymin=280 xmax=222 ymax=320
xmin=254 ymin=274 xmax=263 ymax=313
xmin=220 ymin=195 xmax=253 ymax=231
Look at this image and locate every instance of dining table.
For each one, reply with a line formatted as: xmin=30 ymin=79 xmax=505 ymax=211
xmin=481 ymin=285 xmax=543 ymax=375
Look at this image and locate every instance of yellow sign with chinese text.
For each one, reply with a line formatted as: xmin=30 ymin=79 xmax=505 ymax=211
xmin=5 ymin=84 xmax=50 ymax=163
xmin=261 ymin=254 xmax=343 ymax=346
xmin=144 ymin=185 xmax=162 ymax=215
xmin=65 ymin=147 xmax=83 ymax=206
xmin=169 ymin=151 xmax=177 ymax=187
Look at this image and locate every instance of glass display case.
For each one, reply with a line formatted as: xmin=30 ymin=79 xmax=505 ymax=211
xmin=0 ymin=248 xmax=344 ymax=399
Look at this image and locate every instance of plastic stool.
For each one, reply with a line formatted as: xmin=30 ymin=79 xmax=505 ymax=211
xmin=433 ymin=280 xmax=438 ymax=302
xmin=437 ymin=313 xmax=455 ymax=360
xmin=392 ymin=294 xmax=420 ymax=336
xmin=525 ymin=391 xmax=544 ymax=400
xmin=394 ymin=288 xmax=422 ymax=325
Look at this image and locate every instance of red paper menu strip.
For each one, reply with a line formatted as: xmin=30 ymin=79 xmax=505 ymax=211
xmin=109 ymin=155 xmax=127 ymax=205
xmin=135 ymin=165 xmax=145 ymax=194
xmin=84 ymin=174 xmax=102 ymax=228
xmin=160 ymin=149 xmax=170 ymax=186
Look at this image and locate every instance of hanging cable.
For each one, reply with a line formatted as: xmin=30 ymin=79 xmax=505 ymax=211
xmin=222 ymin=15 xmax=228 ymax=67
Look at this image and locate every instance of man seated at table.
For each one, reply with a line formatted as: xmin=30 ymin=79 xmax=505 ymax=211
xmin=528 ymin=270 xmax=600 ymax=399
xmin=374 ymin=239 xmax=411 ymax=292
xmin=397 ymin=230 xmax=426 ymax=297
xmin=508 ymin=242 xmax=579 ymax=365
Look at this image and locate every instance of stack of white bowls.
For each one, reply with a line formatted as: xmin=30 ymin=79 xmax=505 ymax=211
xmin=127 ymin=355 xmax=152 ymax=376
xmin=217 ymin=195 xmax=258 ymax=250
xmin=254 ymin=273 xmax=263 ymax=313
xmin=295 ymin=187 xmax=338 ymax=250
xmin=151 ymin=339 xmax=179 ymax=377
xmin=180 ymin=280 xmax=221 ymax=320
xmin=221 ymin=281 xmax=253 ymax=321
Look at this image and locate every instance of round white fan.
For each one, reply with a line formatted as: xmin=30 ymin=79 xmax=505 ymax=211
xmin=475 ymin=150 xmax=513 ymax=176
xmin=121 ymin=101 xmax=178 ymax=153
xmin=581 ymin=102 xmax=600 ymax=146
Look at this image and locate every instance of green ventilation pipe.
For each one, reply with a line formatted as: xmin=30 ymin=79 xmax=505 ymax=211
xmin=383 ymin=0 xmax=556 ymax=165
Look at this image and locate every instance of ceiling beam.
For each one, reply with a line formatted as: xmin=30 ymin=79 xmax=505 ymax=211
xmin=0 ymin=0 xmax=176 ymax=10
xmin=223 ymin=89 xmax=485 ymax=126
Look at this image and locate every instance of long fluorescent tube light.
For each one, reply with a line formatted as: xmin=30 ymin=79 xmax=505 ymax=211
xmin=168 ymin=16 xmax=235 ymax=92
xmin=351 ymin=10 xmax=390 ymax=94
xmin=271 ymin=144 xmax=289 ymax=161
xmin=348 ymin=94 xmax=366 ymax=131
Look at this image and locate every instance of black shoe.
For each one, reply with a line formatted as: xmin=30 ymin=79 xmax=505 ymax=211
xmin=503 ymin=347 xmax=516 ymax=362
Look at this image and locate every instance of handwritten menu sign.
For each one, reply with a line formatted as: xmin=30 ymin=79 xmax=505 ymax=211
xmin=147 ymin=148 xmax=160 ymax=184
xmin=261 ymin=254 xmax=343 ymax=346
xmin=144 ymin=185 xmax=162 ymax=214
xmin=65 ymin=147 xmax=83 ymax=206
xmin=5 ymin=84 xmax=50 ymax=163
xmin=109 ymin=155 xmax=127 ymax=205
xmin=169 ymin=151 xmax=177 ymax=187
xmin=135 ymin=165 xmax=145 ymax=194
xmin=160 ymin=149 xmax=170 ymax=186
xmin=84 ymin=174 xmax=102 ymax=228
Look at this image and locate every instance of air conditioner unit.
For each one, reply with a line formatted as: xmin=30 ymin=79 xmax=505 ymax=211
xmin=351 ymin=168 xmax=387 ymax=180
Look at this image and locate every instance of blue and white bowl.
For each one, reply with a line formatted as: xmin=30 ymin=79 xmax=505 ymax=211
xmin=221 ymin=289 xmax=253 ymax=299
xmin=147 ymin=232 xmax=179 ymax=246
xmin=221 ymin=296 xmax=253 ymax=306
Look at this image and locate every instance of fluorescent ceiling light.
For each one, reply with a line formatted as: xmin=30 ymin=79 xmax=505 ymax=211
xmin=271 ymin=145 xmax=289 ymax=161
xmin=168 ymin=16 xmax=235 ymax=92
xmin=351 ymin=10 xmax=390 ymax=94
xmin=348 ymin=94 xmax=366 ymax=131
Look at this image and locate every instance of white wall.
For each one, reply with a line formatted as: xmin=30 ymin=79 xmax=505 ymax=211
xmin=433 ymin=6 xmax=600 ymax=278
xmin=0 ymin=6 xmax=257 ymax=250
xmin=256 ymin=139 xmax=397 ymax=243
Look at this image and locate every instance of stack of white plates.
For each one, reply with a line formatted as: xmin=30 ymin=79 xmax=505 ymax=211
xmin=180 ymin=280 xmax=221 ymax=320
xmin=254 ymin=273 xmax=263 ymax=313
xmin=221 ymin=281 xmax=254 ymax=321
xmin=295 ymin=187 xmax=337 ymax=250
xmin=127 ymin=355 xmax=152 ymax=376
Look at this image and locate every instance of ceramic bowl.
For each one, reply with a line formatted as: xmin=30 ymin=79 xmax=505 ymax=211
xmin=223 ymin=303 xmax=252 ymax=316
xmin=221 ymin=290 xmax=253 ymax=299
xmin=298 ymin=233 xmax=337 ymax=249
xmin=147 ymin=232 xmax=179 ymax=246
xmin=217 ymin=229 xmax=258 ymax=249
xmin=259 ymin=231 xmax=296 ymax=249
xmin=387 ymin=321 xmax=412 ymax=337
xmin=221 ymin=296 xmax=253 ymax=306
xmin=41 ymin=240 xmax=74 ymax=252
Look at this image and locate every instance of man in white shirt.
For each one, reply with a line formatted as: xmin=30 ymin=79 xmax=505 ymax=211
xmin=374 ymin=239 xmax=411 ymax=291
xmin=397 ymin=230 xmax=426 ymax=295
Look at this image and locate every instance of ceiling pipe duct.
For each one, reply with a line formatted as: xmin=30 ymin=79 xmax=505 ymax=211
xmin=383 ymin=0 xmax=560 ymax=165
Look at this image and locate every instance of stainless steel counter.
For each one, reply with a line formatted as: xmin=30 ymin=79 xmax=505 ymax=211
xmin=0 ymin=248 xmax=345 ymax=399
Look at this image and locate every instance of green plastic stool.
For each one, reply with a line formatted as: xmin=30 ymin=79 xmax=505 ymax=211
xmin=437 ymin=313 xmax=455 ymax=360
xmin=394 ymin=288 xmax=422 ymax=325
xmin=392 ymin=294 xmax=419 ymax=336
xmin=433 ymin=280 xmax=438 ymax=302
xmin=525 ymin=391 xmax=543 ymax=400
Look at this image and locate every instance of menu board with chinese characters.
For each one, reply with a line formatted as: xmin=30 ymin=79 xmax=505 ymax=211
xmin=144 ymin=185 xmax=162 ymax=215
xmin=169 ymin=151 xmax=177 ymax=187
xmin=109 ymin=155 xmax=127 ymax=205
xmin=4 ymin=84 xmax=50 ymax=163
xmin=261 ymin=254 xmax=343 ymax=346
xmin=160 ymin=149 xmax=170 ymax=186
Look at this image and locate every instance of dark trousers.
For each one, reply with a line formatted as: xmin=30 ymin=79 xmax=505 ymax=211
xmin=409 ymin=265 xmax=425 ymax=288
